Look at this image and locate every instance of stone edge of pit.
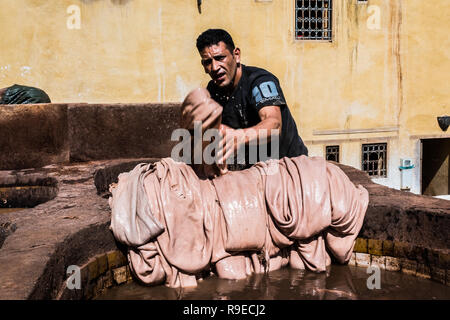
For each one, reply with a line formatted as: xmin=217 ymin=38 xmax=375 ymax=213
xmin=0 ymin=159 xmax=448 ymax=300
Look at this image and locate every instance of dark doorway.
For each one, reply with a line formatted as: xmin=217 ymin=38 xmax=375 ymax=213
xmin=421 ymin=138 xmax=450 ymax=196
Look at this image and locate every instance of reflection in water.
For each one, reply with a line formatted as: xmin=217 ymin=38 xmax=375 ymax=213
xmin=96 ymin=265 xmax=450 ymax=300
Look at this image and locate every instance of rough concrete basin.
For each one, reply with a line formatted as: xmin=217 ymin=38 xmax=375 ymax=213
xmin=0 ymin=172 xmax=58 ymax=249
xmin=0 ymin=103 xmax=448 ymax=300
xmin=0 ymin=174 xmax=58 ymax=208
xmin=0 ymin=159 xmax=447 ymax=300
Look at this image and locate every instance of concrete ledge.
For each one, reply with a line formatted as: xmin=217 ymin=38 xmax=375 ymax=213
xmin=0 ymin=173 xmax=58 ymax=208
xmin=0 ymin=159 xmax=134 ymax=299
xmin=349 ymin=249 xmax=448 ymax=285
xmin=337 ymin=163 xmax=450 ymax=251
xmin=68 ymin=103 xmax=181 ymax=162
xmin=0 ymin=104 xmax=69 ymax=170
xmin=56 ymin=250 xmax=131 ymax=300
xmin=0 ymin=103 xmax=182 ymax=170
xmin=93 ymin=158 xmax=160 ymax=197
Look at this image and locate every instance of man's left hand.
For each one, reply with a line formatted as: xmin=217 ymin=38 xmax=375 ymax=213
xmin=216 ymin=124 xmax=248 ymax=165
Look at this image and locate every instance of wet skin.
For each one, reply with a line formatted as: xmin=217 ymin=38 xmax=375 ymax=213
xmin=200 ymin=41 xmax=242 ymax=92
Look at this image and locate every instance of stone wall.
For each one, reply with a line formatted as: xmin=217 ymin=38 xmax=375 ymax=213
xmin=0 ymin=104 xmax=69 ymax=170
xmin=349 ymin=238 xmax=448 ymax=285
xmin=0 ymin=103 xmax=181 ymax=170
xmin=338 ymin=163 xmax=450 ymax=250
xmin=68 ymin=103 xmax=181 ymax=162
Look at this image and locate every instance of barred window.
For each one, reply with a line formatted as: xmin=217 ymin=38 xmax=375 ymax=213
xmin=295 ymin=0 xmax=332 ymax=41
xmin=362 ymin=143 xmax=387 ymax=177
xmin=326 ymin=145 xmax=339 ymax=162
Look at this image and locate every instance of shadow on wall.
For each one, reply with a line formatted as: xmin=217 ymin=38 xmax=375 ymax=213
xmin=80 ymin=0 xmax=134 ymax=5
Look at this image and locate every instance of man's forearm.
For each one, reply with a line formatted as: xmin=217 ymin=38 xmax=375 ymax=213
xmin=218 ymin=108 xmax=282 ymax=163
xmin=242 ymin=117 xmax=281 ymax=145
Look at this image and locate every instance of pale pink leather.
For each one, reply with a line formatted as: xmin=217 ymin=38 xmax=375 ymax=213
xmin=110 ymin=156 xmax=369 ymax=288
xmin=181 ymin=88 xmax=227 ymax=177
xmin=181 ymin=87 xmax=222 ymax=131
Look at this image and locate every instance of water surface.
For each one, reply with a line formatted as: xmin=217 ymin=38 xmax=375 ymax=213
xmin=0 ymin=208 xmax=26 ymax=214
xmin=96 ymin=265 xmax=450 ymax=300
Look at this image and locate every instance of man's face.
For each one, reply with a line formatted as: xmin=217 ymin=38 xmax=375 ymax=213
xmin=200 ymin=41 xmax=240 ymax=89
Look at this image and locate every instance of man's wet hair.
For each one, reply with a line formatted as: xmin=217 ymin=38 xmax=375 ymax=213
xmin=196 ymin=29 xmax=235 ymax=53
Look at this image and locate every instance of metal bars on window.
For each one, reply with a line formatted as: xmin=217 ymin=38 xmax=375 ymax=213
xmin=326 ymin=145 xmax=339 ymax=163
xmin=362 ymin=143 xmax=387 ymax=178
xmin=295 ymin=0 xmax=332 ymax=41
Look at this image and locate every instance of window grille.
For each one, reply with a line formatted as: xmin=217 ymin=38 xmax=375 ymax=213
xmin=326 ymin=145 xmax=339 ymax=162
xmin=362 ymin=143 xmax=387 ymax=177
xmin=295 ymin=0 xmax=332 ymax=41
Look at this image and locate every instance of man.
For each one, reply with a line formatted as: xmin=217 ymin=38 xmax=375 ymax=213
xmin=0 ymin=84 xmax=51 ymax=104
xmin=194 ymin=28 xmax=308 ymax=168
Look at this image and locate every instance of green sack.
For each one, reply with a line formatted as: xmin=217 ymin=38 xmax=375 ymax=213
xmin=0 ymin=84 xmax=51 ymax=104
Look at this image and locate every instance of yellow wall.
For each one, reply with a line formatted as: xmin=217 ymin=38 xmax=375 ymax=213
xmin=0 ymin=0 xmax=449 ymax=193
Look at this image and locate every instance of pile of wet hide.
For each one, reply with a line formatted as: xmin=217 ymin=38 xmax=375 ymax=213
xmin=109 ymin=156 xmax=368 ymax=288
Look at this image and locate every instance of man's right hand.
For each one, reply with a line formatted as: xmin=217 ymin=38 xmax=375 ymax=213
xmin=181 ymin=88 xmax=223 ymax=131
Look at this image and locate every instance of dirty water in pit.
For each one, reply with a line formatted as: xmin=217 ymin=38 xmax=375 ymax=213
xmin=96 ymin=265 xmax=450 ymax=300
xmin=0 ymin=208 xmax=26 ymax=214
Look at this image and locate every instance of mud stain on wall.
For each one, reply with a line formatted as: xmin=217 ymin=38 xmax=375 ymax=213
xmin=391 ymin=0 xmax=404 ymax=126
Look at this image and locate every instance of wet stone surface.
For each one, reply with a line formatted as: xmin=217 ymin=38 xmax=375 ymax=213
xmin=0 ymin=159 xmax=448 ymax=300
xmin=96 ymin=265 xmax=450 ymax=300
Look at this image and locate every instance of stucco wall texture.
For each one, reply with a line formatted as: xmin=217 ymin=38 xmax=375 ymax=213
xmin=0 ymin=0 xmax=449 ymax=194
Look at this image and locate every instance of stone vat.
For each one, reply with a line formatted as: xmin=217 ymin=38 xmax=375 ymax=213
xmin=0 ymin=103 xmax=448 ymax=300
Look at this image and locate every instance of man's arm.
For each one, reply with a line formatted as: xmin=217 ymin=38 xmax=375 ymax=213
xmin=216 ymin=105 xmax=282 ymax=164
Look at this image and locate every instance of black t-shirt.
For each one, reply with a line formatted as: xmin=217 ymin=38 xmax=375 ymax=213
xmin=207 ymin=65 xmax=308 ymax=165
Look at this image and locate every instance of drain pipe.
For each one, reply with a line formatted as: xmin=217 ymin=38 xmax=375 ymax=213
xmin=399 ymin=159 xmax=415 ymax=191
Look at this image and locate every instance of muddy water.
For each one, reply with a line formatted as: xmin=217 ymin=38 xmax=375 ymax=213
xmin=0 ymin=208 xmax=26 ymax=214
xmin=96 ymin=265 xmax=450 ymax=300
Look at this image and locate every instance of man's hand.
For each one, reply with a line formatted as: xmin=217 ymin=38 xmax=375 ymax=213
xmin=215 ymin=106 xmax=282 ymax=165
xmin=215 ymin=124 xmax=245 ymax=165
xmin=182 ymin=89 xmax=282 ymax=168
xmin=181 ymin=88 xmax=223 ymax=130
